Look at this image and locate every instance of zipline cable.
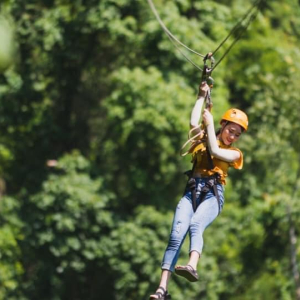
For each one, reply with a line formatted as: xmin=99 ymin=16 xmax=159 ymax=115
xmin=147 ymin=0 xmax=204 ymax=71
xmin=165 ymin=33 xmax=204 ymax=71
xmin=212 ymin=0 xmax=262 ymax=56
xmin=212 ymin=0 xmax=263 ymax=70
xmin=146 ymin=0 xmax=205 ymax=58
xmin=147 ymin=0 xmax=263 ymax=71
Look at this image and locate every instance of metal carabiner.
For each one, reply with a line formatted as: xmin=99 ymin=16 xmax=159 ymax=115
xmin=201 ymin=52 xmax=215 ymax=87
xmin=201 ymin=52 xmax=215 ymax=110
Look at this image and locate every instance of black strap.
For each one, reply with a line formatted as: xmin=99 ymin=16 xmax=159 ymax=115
xmin=206 ymin=146 xmax=221 ymax=214
xmin=184 ymin=157 xmax=197 ymax=213
xmin=205 ymin=145 xmax=214 ymax=170
xmin=191 ymin=179 xmax=197 ymax=212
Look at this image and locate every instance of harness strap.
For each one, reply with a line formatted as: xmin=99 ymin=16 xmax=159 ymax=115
xmin=184 ymin=159 xmax=197 ymax=213
xmin=184 ymin=145 xmax=222 ymax=213
xmin=205 ymin=146 xmax=222 ymax=214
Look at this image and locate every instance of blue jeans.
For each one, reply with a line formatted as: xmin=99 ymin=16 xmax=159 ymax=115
xmin=161 ymin=177 xmax=224 ymax=272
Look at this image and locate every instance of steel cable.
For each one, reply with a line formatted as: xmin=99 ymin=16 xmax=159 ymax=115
xmin=147 ymin=0 xmax=264 ymax=72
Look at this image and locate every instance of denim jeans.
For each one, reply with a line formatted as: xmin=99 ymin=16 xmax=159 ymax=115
xmin=161 ymin=177 xmax=224 ymax=272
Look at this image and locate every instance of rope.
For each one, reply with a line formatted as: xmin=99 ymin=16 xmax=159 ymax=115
xmin=180 ymin=126 xmax=204 ymax=156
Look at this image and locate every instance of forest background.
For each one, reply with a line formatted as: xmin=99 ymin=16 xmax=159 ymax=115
xmin=0 ymin=0 xmax=300 ymax=299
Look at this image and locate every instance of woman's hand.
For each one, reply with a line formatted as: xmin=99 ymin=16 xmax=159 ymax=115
xmin=198 ymin=82 xmax=210 ymax=98
xmin=202 ymin=109 xmax=213 ymax=127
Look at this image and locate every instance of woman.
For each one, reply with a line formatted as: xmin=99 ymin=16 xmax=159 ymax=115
xmin=149 ymin=83 xmax=248 ymax=300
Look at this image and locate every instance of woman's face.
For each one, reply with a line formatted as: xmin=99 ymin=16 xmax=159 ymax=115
xmin=220 ymin=122 xmax=243 ymax=145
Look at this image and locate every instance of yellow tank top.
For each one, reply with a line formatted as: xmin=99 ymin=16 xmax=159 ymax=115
xmin=191 ymin=140 xmax=243 ymax=185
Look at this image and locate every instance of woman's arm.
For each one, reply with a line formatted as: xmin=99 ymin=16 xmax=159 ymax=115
xmin=190 ymin=83 xmax=210 ymax=134
xmin=203 ymin=109 xmax=241 ymax=162
xmin=190 ymin=96 xmax=205 ymax=131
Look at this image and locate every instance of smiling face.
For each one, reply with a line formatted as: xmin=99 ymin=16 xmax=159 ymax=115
xmin=220 ymin=122 xmax=243 ymax=145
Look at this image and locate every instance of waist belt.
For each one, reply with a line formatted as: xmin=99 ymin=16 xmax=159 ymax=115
xmin=185 ymin=174 xmax=221 ymax=214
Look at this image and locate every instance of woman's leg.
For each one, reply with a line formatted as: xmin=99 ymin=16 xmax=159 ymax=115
xmin=161 ymin=196 xmax=194 ymax=271
xmin=187 ymin=250 xmax=200 ymax=270
xmin=150 ymin=196 xmax=194 ymax=298
xmin=149 ymin=270 xmax=171 ymax=299
xmin=175 ymin=187 xmax=223 ymax=281
xmin=188 ymin=196 xmax=219 ymax=261
xmin=189 ymin=187 xmax=223 ymax=255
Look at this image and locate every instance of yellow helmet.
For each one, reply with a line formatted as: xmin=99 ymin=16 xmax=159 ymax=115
xmin=220 ymin=108 xmax=248 ymax=131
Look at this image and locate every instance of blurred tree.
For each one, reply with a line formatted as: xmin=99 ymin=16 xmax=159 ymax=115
xmin=0 ymin=0 xmax=299 ymax=299
xmin=0 ymin=196 xmax=24 ymax=300
xmin=21 ymin=152 xmax=114 ymax=299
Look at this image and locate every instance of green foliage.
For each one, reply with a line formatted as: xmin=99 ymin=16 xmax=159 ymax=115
xmin=22 ymin=152 xmax=114 ymax=299
xmin=0 ymin=196 xmax=24 ymax=300
xmin=0 ymin=0 xmax=300 ymax=299
xmin=104 ymin=206 xmax=174 ymax=300
xmin=99 ymin=66 xmax=192 ymax=210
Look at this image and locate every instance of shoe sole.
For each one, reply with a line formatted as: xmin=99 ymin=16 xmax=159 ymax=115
xmin=174 ymin=268 xmax=198 ymax=282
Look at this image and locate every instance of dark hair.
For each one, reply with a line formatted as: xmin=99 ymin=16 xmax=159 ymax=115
xmin=216 ymin=121 xmax=245 ymax=137
xmin=215 ymin=128 xmax=221 ymax=136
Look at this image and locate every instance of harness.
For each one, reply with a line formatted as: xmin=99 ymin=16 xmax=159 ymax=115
xmin=184 ymin=146 xmax=222 ymax=214
xmin=183 ymin=53 xmax=222 ymax=214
